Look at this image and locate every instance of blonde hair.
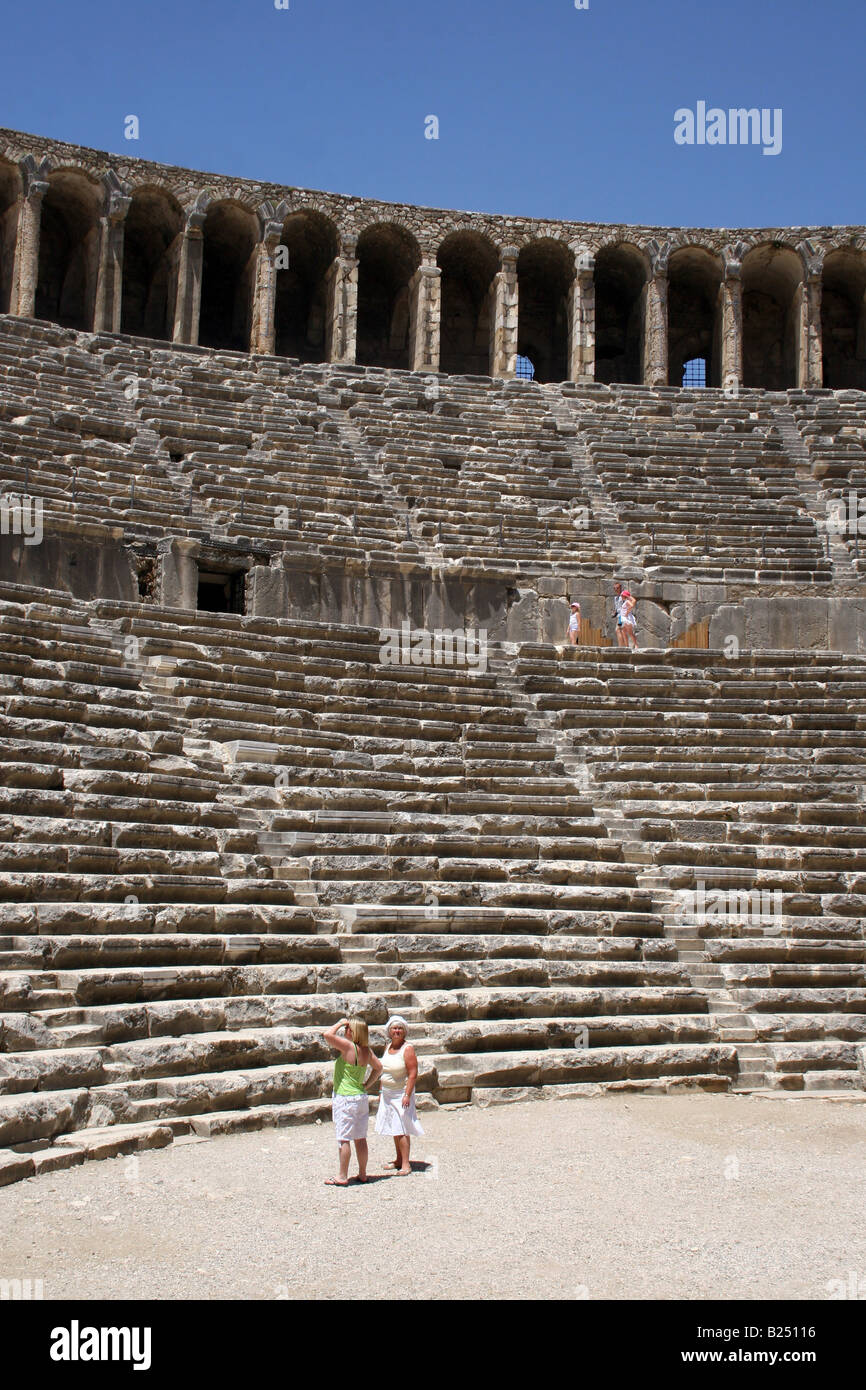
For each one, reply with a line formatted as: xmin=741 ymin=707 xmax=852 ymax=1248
xmin=347 ymin=1017 xmax=369 ymax=1047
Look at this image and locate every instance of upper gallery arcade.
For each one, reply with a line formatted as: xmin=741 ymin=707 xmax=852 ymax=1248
xmin=2 ymin=129 xmax=865 ymax=391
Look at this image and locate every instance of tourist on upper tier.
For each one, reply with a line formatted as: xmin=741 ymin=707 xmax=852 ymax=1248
xmin=613 ymin=581 xmax=626 ymax=647
xmin=620 ymin=589 xmax=639 ymax=649
xmin=323 ymin=1016 xmax=382 ymax=1186
xmin=375 ymin=1015 xmax=424 ymax=1175
xmin=567 ymin=601 xmax=581 ymax=646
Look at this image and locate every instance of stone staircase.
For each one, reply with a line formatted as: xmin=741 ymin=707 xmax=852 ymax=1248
xmin=490 ymin=640 xmax=866 ymax=1096
xmin=1 ymin=316 xmax=866 ymax=1185
xmin=336 ymin=416 xmax=435 ymax=566
xmin=773 ymin=402 xmax=858 ymax=582
xmin=545 ymin=388 xmax=638 ymax=570
xmin=0 ymin=594 xmax=761 ymax=1183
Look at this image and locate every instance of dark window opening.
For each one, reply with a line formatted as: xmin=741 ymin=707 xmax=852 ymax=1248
xmin=137 ymin=556 xmax=156 ymax=602
xmin=197 ymin=568 xmax=246 ymax=614
xmin=682 ymin=357 xmax=707 ymax=388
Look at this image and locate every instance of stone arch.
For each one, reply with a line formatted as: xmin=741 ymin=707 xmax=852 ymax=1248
xmin=436 ymin=230 xmax=498 ymax=377
xmin=199 ymin=199 xmax=258 ymax=351
xmin=516 ymin=238 xmax=572 ymax=384
xmin=594 ymin=242 xmax=648 ymax=384
xmin=274 ymin=208 xmax=339 ymax=362
xmin=822 ymin=247 xmax=866 ymax=390
xmin=0 ymin=158 xmax=21 ymax=314
xmin=741 ymin=243 xmax=802 ymax=389
xmin=356 ymin=222 xmax=421 ymax=369
xmin=120 ymin=185 xmax=184 ymax=341
xmin=35 ymin=168 xmax=102 ymax=329
xmin=668 ymin=245 xmax=724 ymax=387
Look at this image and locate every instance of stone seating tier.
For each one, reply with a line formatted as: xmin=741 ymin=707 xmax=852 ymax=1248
xmin=2 ymin=315 xmax=864 ymax=581
xmin=0 ymin=594 xmax=862 ymax=1183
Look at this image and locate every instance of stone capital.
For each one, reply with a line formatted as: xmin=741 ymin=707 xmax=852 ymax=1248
xmin=21 ymin=153 xmax=51 ymax=201
xmin=185 ymin=190 xmax=214 ymax=236
xmin=103 ymin=170 xmax=132 ymax=223
xmin=108 ymin=191 xmax=132 ymax=224
xmin=723 ymin=241 xmax=748 ymax=281
xmin=798 ymin=238 xmax=824 ymax=283
xmin=647 ymin=238 xmax=671 ymax=279
xmin=23 ymin=179 xmax=49 ymax=204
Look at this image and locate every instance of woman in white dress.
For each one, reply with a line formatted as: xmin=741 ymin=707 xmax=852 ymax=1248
xmin=620 ymin=589 xmax=639 ymax=649
xmin=375 ymin=1016 xmax=423 ymax=1176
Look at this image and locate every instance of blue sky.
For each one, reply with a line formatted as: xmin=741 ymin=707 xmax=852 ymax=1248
xmin=2 ymin=0 xmax=863 ymax=229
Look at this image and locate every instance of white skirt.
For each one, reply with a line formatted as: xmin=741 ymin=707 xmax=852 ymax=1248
xmin=375 ymin=1087 xmax=425 ymax=1137
xmin=332 ymin=1093 xmax=369 ymax=1142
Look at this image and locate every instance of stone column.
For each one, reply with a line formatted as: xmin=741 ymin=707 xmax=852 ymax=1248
xmin=324 ymin=235 xmax=359 ymax=364
xmin=250 ymin=217 xmax=282 ymax=356
xmin=643 ymin=243 xmax=670 ymax=386
xmin=568 ymin=249 xmax=595 ymax=381
xmin=159 ymin=537 xmax=199 ymax=610
xmin=93 ymin=184 xmax=131 ymax=334
xmin=721 ymin=246 xmax=745 ymax=393
xmin=10 ymin=166 xmax=49 ymax=318
xmin=797 ymin=242 xmax=824 ymax=389
xmin=490 ymin=245 xmax=519 ymax=378
xmin=408 ymin=258 xmax=441 ymax=373
xmin=172 ymin=206 xmax=207 ymax=345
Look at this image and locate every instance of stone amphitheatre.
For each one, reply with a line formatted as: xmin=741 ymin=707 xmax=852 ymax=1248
xmin=0 ymin=127 xmax=865 ymax=1191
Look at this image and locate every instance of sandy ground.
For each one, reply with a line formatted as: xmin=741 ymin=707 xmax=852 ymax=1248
xmin=1 ymin=1092 xmax=864 ymax=1301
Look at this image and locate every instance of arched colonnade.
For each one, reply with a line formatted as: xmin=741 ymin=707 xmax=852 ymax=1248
xmin=1 ymin=149 xmax=864 ymax=390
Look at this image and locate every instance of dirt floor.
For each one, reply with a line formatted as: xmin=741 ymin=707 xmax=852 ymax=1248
xmin=2 ymin=1091 xmax=865 ymax=1301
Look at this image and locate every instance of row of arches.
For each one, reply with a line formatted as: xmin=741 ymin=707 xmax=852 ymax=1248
xmin=2 ymin=160 xmax=865 ymax=390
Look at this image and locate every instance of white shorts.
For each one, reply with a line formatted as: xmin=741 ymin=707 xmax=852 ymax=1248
xmin=375 ymin=1087 xmax=425 ymax=1137
xmin=332 ymin=1093 xmax=369 ymax=1142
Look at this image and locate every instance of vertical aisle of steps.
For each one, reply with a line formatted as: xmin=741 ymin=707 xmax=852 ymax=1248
xmin=642 ymin=875 xmax=775 ymax=1092
xmin=101 ymin=354 xmax=217 ymax=541
xmin=90 ymin=611 xmax=437 ymax=1058
xmin=88 ymin=621 xmax=330 ymax=914
xmin=544 ymin=387 xmax=640 ymax=572
xmin=773 ymin=402 xmax=858 ymax=583
xmin=488 ymin=642 xmax=773 ymax=1091
xmin=336 ymin=415 xmax=439 ymax=569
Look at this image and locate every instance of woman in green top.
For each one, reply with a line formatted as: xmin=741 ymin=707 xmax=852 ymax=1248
xmin=323 ymin=1016 xmax=382 ymax=1186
